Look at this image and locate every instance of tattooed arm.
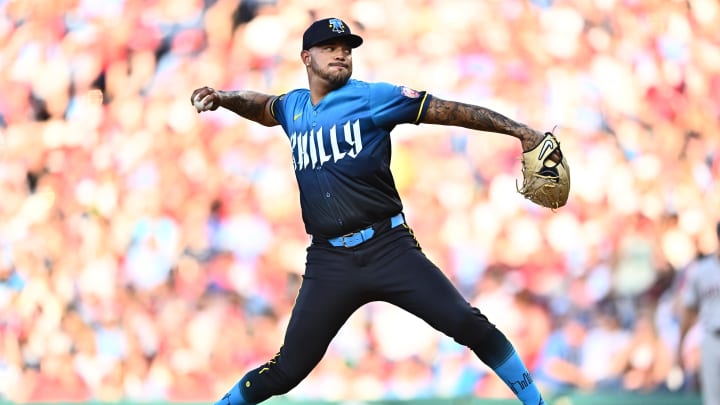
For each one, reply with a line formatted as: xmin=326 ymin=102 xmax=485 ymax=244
xmin=190 ymin=87 xmax=279 ymax=127
xmin=422 ymin=97 xmax=544 ymax=152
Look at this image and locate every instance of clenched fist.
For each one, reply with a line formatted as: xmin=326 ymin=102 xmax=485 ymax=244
xmin=190 ymin=87 xmax=221 ymax=112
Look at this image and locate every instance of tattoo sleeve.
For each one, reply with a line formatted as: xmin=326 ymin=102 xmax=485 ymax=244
xmin=219 ymin=91 xmax=279 ymax=127
xmin=422 ymin=97 xmax=543 ymax=151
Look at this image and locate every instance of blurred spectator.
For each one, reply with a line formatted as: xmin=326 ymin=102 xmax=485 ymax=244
xmin=385 ymin=356 xmax=435 ymax=400
xmin=123 ymin=196 xmax=181 ymax=292
xmin=610 ymin=308 xmax=674 ymax=393
xmin=511 ymin=290 xmax=552 ymax=371
xmin=432 ymin=345 xmax=485 ymax=398
xmin=533 ymin=313 xmax=594 ymax=397
xmin=581 ymin=301 xmax=632 ymax=391
xmin=26 ymin=352 xmax=91 ymax=402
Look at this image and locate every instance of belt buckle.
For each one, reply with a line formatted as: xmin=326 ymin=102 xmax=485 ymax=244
xmin=340 ymin=232 xmax=355 ymax=247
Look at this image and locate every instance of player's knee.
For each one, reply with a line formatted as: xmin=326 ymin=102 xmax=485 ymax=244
xmin=447 ymin=306 xmax=495 ymax=347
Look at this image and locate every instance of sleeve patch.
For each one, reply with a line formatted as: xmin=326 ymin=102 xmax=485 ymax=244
xmin=401 ymin=86 xmax=420 ymax=98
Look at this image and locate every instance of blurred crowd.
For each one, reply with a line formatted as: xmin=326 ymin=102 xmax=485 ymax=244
xmin=1 ymin=0 xmax=719 ymax=402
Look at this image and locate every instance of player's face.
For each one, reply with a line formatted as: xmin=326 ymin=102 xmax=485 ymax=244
xmin=307 ymin=39 xmax=353 ymax=88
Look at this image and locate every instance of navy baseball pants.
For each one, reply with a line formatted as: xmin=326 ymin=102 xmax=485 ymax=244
xmin=232 ymin=216 xmax=512 ymax=403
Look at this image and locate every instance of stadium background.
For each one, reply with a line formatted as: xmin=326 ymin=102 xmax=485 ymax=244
xmin=0 ymin=0 xmax=716 ymax=403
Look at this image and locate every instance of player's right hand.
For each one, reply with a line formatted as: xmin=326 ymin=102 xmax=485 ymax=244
xmin=190 ymin=86 xmax=221 ymax=112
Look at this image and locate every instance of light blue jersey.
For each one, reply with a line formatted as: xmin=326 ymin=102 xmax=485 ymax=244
xmin=271 ymin=79 xmax=430 ymax=237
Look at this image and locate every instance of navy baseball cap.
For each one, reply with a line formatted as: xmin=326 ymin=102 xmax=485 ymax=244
xmin=302 ymin=18 xmax=363 ymax=50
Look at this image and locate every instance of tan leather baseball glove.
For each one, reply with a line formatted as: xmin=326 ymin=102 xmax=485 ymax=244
xmin=516 ymin=132 xmax=570 ymax=209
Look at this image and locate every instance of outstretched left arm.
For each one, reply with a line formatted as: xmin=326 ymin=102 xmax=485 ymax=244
xmin=422 ymin=97 xmax=543 ymax=151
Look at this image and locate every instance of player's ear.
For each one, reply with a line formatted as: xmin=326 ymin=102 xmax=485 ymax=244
xmin=301 ymin=50 xmax=310 ymax=66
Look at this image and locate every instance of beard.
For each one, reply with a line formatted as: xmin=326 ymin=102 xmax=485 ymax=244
xmin=310 ymin=60 xmax=351 ymax=89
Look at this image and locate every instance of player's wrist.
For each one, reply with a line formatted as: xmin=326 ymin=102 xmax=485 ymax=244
xmin=215 ymin=90 xmax=230 ymax=108
xmin=518 ymin=128 xmax=545 ymax=152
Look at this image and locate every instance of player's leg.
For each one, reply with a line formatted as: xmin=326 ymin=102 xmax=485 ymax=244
xmin=700 ymin=335 xmax=720 ymax=405
xmin=369 ymin=226 xmax=545 ymax=405
xmin=214 ymin=246 xmax=368 ymax=405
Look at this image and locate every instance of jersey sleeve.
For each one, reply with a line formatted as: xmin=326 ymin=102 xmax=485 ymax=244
xmin=270 ymin=93 xmax=289 ymax=127
xmin=368 ymin=82 xmax=432 ymax=128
